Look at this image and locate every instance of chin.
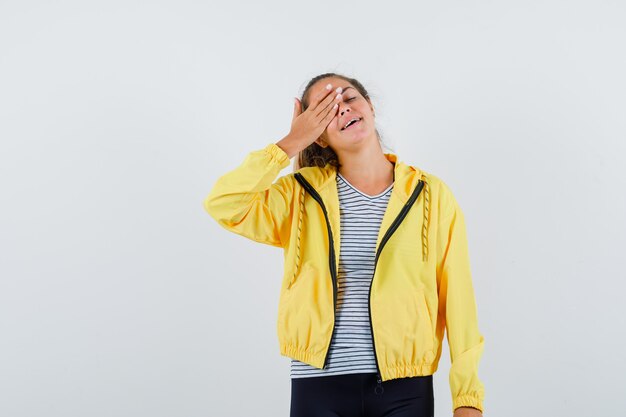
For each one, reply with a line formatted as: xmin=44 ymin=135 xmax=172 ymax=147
xmin=335 ymin=132 xmax=372 ymax=151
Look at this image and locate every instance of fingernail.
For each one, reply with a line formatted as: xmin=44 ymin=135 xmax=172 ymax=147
xmin=335 ymin=87 xmax=342 ymax=93
xmin=326 ymin=83 xmax=332 ymax=90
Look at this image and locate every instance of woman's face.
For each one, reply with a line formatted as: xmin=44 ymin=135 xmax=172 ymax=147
xmin=307 ymin=77 xmax=377 ymax=153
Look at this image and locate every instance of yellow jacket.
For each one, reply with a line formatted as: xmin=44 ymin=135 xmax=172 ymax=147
xmin=203 ymin=143 xmax=486 ymax=413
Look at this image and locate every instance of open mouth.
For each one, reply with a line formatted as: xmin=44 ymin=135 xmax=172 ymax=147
xmin=341 ymin=117 xmax=362 ymax=131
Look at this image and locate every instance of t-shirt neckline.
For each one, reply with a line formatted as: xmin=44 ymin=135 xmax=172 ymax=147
xmin=337 ymin=172 xmax=394 ymax=200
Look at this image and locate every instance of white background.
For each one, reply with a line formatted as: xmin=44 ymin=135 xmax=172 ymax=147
xmin=1 ymin=1 xmax=624 ymax=416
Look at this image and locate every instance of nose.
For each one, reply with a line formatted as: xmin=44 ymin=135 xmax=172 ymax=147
xmin=340 ymin=108 xmax=350 ymax=116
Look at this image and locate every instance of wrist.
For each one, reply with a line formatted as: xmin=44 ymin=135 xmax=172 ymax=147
xmin=275 ymin=135 xmax=300 ymax=159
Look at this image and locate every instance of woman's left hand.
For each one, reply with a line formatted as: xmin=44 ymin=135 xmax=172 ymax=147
xmin=453 ymin=406 xmax=483 ymax=417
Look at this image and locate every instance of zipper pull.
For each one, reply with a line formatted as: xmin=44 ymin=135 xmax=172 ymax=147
xmin=374 ymin=372 xmax=384 ymax=395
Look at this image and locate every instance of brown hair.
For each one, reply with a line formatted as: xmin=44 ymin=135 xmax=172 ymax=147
xmin=294 ymin=72 xmax=391 ymax=171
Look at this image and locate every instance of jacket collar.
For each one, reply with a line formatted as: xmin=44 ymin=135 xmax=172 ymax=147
xmin=295 ymin=152 xmax=423 ymax=204
xmin=294 ymin=151 xmax=431 ymax=262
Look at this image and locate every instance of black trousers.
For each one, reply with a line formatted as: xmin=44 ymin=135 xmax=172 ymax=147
xmin=290 ymin=372 xmax=434 ymax=417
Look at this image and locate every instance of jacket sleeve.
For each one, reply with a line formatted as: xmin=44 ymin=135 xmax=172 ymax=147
xmin=203 ymin=142 xmax=294 ymax=248
xmin=436 ymin=182 xmax=486 ymax=413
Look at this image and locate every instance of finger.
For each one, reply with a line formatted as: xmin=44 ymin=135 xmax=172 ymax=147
xmin=323 ymin=103 xmax=339 ymax=128
xmin=314 ymin=90 xmax=342 ymax=120
xmin=310 ymin=83 xmax=339 ymax=114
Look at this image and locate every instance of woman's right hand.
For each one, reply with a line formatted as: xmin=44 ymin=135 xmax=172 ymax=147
xmin=276 ymin=83 xmax=344 ymax=158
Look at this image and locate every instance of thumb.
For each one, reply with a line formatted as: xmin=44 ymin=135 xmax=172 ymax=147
xmin=292 ymin=97 xmax=301 ymax=123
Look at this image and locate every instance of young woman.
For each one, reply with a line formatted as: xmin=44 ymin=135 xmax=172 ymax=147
xmin=204 ymin=73 xmax=486 ymax=417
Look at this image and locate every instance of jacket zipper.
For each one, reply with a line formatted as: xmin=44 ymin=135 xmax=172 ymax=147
xmin=368 ymin=179 xmax=424 ymax=394
xmin=294 ymin=173 xmax=425 ymax=392
xmin=294 ymin=173 xmax=338 ymax=370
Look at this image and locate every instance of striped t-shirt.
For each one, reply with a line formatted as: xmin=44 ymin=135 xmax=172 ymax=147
xmin=290 ymin=171 xmax=394 ymax=378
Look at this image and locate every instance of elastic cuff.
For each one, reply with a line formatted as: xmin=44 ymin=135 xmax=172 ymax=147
xmin=453 ymin=394 xmax=483 ymax=413
xmin=264 ymin=143 xmax=291 ymax=168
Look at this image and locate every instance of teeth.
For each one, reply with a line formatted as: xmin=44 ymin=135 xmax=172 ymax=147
xmin=343 ymin=117 xmax=361 ymax=130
